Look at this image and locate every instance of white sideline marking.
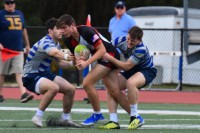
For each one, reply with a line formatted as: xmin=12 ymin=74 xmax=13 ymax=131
xmin=0 ymin=107 xmax=200 ymax=116
xmin=1 ymin=118 xmax=200 ymax=122
xmin=0 ymin=125 xmax=200 ymax=130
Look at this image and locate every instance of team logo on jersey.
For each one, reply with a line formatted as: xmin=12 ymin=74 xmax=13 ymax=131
xmin=91 ymin=34 xmax=99 ymax=43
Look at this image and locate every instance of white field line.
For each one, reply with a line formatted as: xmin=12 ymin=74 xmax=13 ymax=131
xmin=1 ymin=118 xmax=200 ymax=122
xmin=0 ymin=107 xmax=200 ymax=116
xmin=0 ymin=125 xmax=200 ymax=130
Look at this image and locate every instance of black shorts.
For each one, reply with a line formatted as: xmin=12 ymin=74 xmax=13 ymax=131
xmin=98 ymin=51 xmax=120 ymax=69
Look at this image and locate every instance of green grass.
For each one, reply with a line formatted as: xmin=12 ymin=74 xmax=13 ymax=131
xmin=0 ymin=99 xmax=200 ymax=133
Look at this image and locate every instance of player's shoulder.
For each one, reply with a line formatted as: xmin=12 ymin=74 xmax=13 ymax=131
xmin=77 ymin=25 xmax=97 ymax=36
xmin=77 ymin=25 xmax=93 ymax=32
xmin=40 ymin=35 xmax=54 ymax=45
xmin=112 ymin=36 xmax=127 ymax=46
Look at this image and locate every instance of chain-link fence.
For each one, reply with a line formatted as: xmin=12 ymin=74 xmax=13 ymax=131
xmin=141 ymin=29 xmax=182 ymax=91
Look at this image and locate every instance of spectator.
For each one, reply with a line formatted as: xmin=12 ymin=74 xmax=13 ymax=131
xmin=0 ymin=0 xmax=33 ymax=103
xmin=109 ymin=0 xmax=136 ymax=40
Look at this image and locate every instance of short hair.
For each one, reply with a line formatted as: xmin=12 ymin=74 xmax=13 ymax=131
xmin=45 ymin=17 xmax=58 ymax=31
xmin=56 ymin=14 xmax=76 ymax=28
xmin=128 ymin=26 xmax=143 ymax=41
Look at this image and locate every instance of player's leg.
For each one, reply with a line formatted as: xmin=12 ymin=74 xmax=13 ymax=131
xmin=38 ymin=78 xmax=59 ymax=110
xmin=54 ymin=76 xmax=75 ymax=114
xmin=98 ymin=71 xmax=128 ymax=129
xmin=81 ymin=64 xmax=111 ymax=125
xmin=54 ymin=76 xmax=80 ymax=127
xmin=103 ymin=70 xmax=130 ymax=114
xmin=32 ymin=78 xmax=59 ymax=127
xmin=126 ymin=72 xmax=145 ymax=129
xmin=98 ymin=89 xmax=120 ymax=129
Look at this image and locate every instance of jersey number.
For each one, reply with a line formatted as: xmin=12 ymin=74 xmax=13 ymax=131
xmin=6 ymin=17 xmax=22 ymax=30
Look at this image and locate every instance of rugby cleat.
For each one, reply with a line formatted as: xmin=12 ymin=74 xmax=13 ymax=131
xmin=128 ymin=115 xmax=145 ymax=129
xmin=32 ymin=115 xmax=43 ymax=127
xmin=59 ymin=119 xmax=81 ymax=128
xmin=81 ymin=113 xmax=104 ymax=126
xmin=98 ymin=121 xmax=120 ymax=129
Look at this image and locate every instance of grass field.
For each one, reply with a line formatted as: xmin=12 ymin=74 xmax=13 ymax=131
xmin=0 ymin=99 xmax=200 ymax=133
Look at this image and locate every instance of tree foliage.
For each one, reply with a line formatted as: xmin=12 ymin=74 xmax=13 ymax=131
xmin=0 ymin=0 xmax=183 ymax=26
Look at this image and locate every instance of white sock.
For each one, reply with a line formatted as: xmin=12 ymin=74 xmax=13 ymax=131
xmin=62 ymin=113 xmax=71 ymax=120
xmin=110 ymin=113 xmax=118 ymax=123
xmin=130 ymin=104 xmax=139 ymax=117
xmin=94 ymin=111 xmax=101 ymax=114
xmin=36 ymin=109 xmax=44 ymax=117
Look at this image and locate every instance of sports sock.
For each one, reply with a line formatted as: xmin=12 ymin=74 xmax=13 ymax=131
xmin=110 ymin=113 xmax=118 ymax=123
xmin=130 ymin=104 xmax=139 ymax=117
xmin=62 ymin=113 xmax=71 ymax=120
xmin=94 ymin=111 xmax=102 ymax=114
xmin=36 ymin=109 xmax=44 ymax=117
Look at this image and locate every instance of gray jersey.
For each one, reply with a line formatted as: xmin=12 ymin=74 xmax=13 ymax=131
xmin=23 ymin=35 xmax=60 ymax=77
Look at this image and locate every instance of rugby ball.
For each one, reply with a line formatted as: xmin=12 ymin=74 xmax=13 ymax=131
xmin=74 ymin=44 xmax=90 ymax=60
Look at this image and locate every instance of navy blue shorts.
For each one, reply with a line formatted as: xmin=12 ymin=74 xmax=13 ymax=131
xmin=120 ymin=66 xmax=157 ymax=86
xmin=22 ymin=71 xmax=56 ymax=94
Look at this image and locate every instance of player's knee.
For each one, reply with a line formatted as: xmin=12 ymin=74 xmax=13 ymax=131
xmin=126 ymin=80 xmax=137 ymax=89
xmin=109 ymin=89 xmax=120 ymax=97
xmin=50 ymin=84 xmax=59 ymax=94
xmin=68 ymin=86 xmax=75 ymax=95
xmin=82 ymin=80 xmax=92 ymax=90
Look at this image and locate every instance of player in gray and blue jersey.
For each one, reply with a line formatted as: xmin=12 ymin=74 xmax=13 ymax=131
xmin=22 ymin=18 xmax=80 ymax=128
xmin=98 ymin=26 xmax=157 ymax=129
xmin=112 ymin=36 xmax=154 ymax=69
xmin=23 ymin=35 xmax=60 ymax=74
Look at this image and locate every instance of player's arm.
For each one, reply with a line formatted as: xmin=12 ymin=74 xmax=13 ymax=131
xmin=86 ymin=42 xmax=106 ymax=65
xmin=103 ymin=53 xmax=135 ymax=71
xmin=54 ymin=59 xmax=74 ymax=69
xmin=54 ymin=49 xmax=74 ymax=68
xmin=48 ymin=47 xmax=74 ymax=61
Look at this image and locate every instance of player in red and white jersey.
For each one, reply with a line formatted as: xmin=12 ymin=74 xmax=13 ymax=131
xmin=57 ymin=14 xmax=130 ymax=126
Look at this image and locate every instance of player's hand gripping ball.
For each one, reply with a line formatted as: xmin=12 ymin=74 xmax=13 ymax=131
xmin=74 ymin=44 xmax=90 ymax=61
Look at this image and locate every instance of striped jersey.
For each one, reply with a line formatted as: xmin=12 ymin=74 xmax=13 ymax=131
xmin=112 ymin=36 xmax=154 ymax=69
xmin=23 ymin=35 xmax=60 ymax=77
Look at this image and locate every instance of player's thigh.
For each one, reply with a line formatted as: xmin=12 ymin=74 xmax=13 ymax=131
xmin=39 ymin=78 xmax=59 ymax=94
xmin=103 ymin=70 xmax=120 ymax=91
xmin=53 ymin=76 xmax=75 ymax=93
xmin=83 ymin=64 xmax=111 ymax=85
xmin=126 ymin=72 xmax=146 ymax=88
xmin=118 ymin=73 xmax=127 ymax=90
